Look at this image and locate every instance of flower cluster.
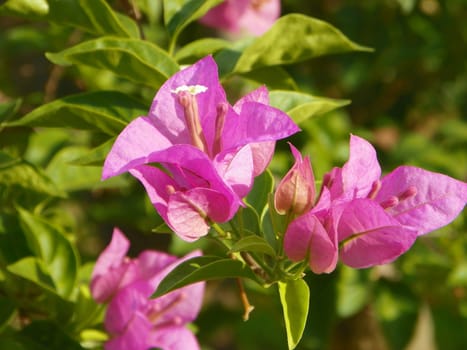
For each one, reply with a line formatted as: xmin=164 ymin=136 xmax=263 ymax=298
xmin=200 ymin=0 xmax=280 ymax=36
xmin=103 ymin=56 xmax=299 ymax=241
xmin=278 ymin=135 xmax=467 ymax=273
xmin=91 ymin=228 xmax=205 ymax=350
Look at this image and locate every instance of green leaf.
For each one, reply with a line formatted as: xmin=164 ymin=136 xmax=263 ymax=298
xmin=10 ymin=91 xmax=147 ymax=135
xmin=46 ymin=37 xmax=178 ymax=89
xmin=336 ymin=266 xmax=371 ymax=317
xmin=69 ymin=138 xmax=114 ymax=166
xmin=6 ymin=257 xmax=74 ymax=323
xmin=246 ymin=169 xmax=274 ymax=217
xmin=45 ymin=146 xmax=103 ymax=191
xmin=152 ymin=256 xmax=257 ymax=298
xmin=269 ymin=90 xmax=350 ymax=124
xmin=164 ymin=0 xmax=223 ymax=39
xmin=18 ymin=208 xmax=79 ymax=299
xmin=229 ymin=235 xmax=276 ymax=256
xmin=7 ymin=257 xmax=56 ymax=292
xmin=175 ymin=38 xmax=231 ymax=63
xmin=0 ymin=214 xmax=32 ymax=266
xmin=241 ymin=66 xmax=298 ymax=91
xmin=0 ymin=0 xmax=49 ymax=16
xmin=218 ymin=14 xmax=372 ymax=75
xmin=0 ymin=296 xmax=17 ymax=332
xmin=0 ymin=99 xmax=22 ymax=124
xmin=1 ymin=0 xmax=139 ymax=38
xmin=68 ymin=285 xmax=104 ymax=332
xmin=278 ymin=279 xmax=310 ymax=350
xmin=21 ymin=320 xmax=85 ymax=350
xmin=0 ymin=152 xmax=65 ymax=200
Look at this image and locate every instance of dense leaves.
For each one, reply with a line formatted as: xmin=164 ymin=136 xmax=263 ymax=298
xmin=0 ymin=1 xmax=465 ymax=349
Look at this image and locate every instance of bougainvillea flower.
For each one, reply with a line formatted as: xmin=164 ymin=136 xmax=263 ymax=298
xmin=374 ymin=166 xmax=467 ymax=236
xmin=91 ymin=228 xmax=204 ymax=350
xmin=275 ymin=144 xmax=316 ymax=216
xmin=283 ymin=209 xmax=338 ymax=274
xmin=332 ymin=199 xmax=419 ymax=268
xmin=323 ymin=135 xmax=467 ymax=235
xmin=200 ymin=0 xmax=280 ymax=36
xmin=285 ymin=134 xmax=467 ymax=271
xmin=102 ymin=56 xmax=299 ymax=241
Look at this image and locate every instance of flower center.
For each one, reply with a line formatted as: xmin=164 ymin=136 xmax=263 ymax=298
xmin=172 ymin=85 xmax=227 ymax=158
xmin=177 ymin=90 xmax=209 ymax=153
xmin=212 ymin=102 xmax=228 ymax=156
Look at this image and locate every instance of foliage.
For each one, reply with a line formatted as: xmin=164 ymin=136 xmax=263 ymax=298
xmin=0 ymin=1 xmax=465 ymax=350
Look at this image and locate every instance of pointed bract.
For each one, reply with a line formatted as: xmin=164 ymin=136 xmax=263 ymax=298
xmin=284 ymin=211 xmax=337 ymax=274
xmin=275 ymin=144 xmax=315 ymax=216
xmin=103 ymin=56 xmax=299 ymax=241
xmin=92 ymin=229 xmax=204 ymax=350
xmin=375 ymin=166 xmax=467 ymax=235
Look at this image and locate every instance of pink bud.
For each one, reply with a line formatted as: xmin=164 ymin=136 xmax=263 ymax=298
xmin=274 ymin=144 xmax=315 ymax=216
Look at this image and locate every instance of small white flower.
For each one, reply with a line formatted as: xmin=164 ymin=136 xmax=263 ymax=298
xmin=171 ymin=85 xmax=208 ymax=95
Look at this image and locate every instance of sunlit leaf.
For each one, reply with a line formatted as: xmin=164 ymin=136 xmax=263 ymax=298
xmin=10 ymin=91 xmax=147 ymax=135
xmin=278 ymin=279 xmax=310 ymax=350
xmin=152 ymin=256 xmax=257 ymax=298
xmin=46 ymin=37 xmax=179 ymax=89
xmin=69 ymin=138 xmax=114 ymax=166
xmin=269 ymin=90 xmax=350 ymax=124
xmin=164 ymin=0 xmax=223 ymax=39
xmin=45 ymin=146 xmax=102 ymax=191
xmin=7 ymin=257 xmax=56 ymax=292
xmin=0 ymin=99 xmax=22 ymax=124
xmin=1 ymin=0 xmax=139 ymax=37
xmin=215 ymin=14 xmax=372 ymax=76
xmin=18 ymin=208 xmax=79 ymax=299
xmin=229 ymin=235 xmax=276 ymax=256
xmin=0 ymin=151 xmax=65 ymax=200
xmin=175 ymin=38 xmax=230 ymax=63
xmin=241 ymin=66 xmax=298 ymax=91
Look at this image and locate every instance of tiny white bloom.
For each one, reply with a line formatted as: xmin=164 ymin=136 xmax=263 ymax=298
xmin=171 ymin=85 xmax=208 ymax=95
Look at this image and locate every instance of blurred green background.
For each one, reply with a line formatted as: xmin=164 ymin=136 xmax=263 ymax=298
xmin=1 ymin=1 xmax=466 ymax=349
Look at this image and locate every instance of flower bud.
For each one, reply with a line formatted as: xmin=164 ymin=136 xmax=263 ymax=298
xmin=274 ymin=144 xmax=315 ymax=216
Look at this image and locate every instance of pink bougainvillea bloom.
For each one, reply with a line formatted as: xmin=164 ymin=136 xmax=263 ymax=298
xmin=102 ymin=56 xmax=299 ymax=241
xmin=332 ymin=199 xmax=419 ymax=268
xmin=91 ymin=228 xmax=204 ymax=350
xmin=200 ymin=0 xmax=280 ymax=36
xmin=283 ymin=208 xmax=338 ymax=274
xmin=275 ymin=143 xmax=316 ymax=216
xmin=323 ymin=135 xmax=467 ymax=233
xmin=285 ymin=134 xmax=467 ymax=271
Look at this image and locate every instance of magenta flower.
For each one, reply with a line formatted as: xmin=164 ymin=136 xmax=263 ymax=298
xmin=91 ymin=228 xmax=204 ymax=350
xmin=284 ymin=135 xmax=467 ymax=271
xmin=200 ymin=0 xmax=280 ymax=36
xmin=102 ymin=56 xmax=299 ymax=241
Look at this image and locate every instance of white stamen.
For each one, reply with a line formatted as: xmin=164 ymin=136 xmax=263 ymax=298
xmin=171 ymin=84 xmax=208 ymax=95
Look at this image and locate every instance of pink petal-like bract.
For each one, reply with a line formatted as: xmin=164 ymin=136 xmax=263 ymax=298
xmin=93 ymin=230 xmax=205 ymax=350
xmin=284 ymin=211 xmax=337 ymax=274
xmin=325 ymin=134 xmax=381 ymax=201
xmin=102 ymin=56 xmax=299 ymax=241
xmin=336 ymin=199 xmax=418 ymax=268
xmin=275 ymin=143 xmax=316 ymax=216
xmin=200 ymin=0 xmax=280 ymax=36
xmin=375 ymin=165 xmax=467 ymax=236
